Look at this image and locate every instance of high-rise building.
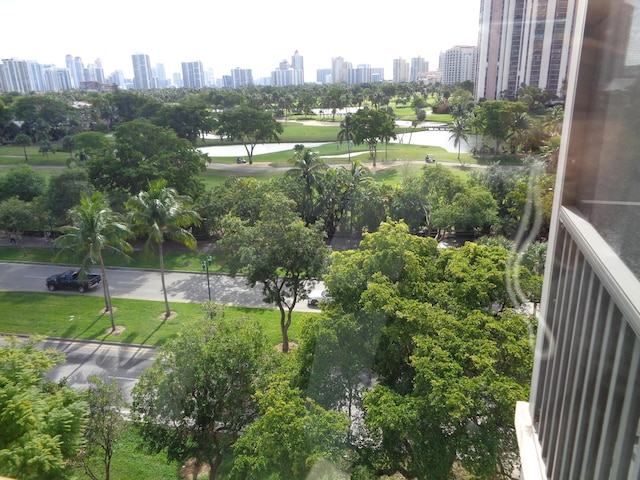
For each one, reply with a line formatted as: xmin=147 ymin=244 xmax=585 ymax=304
xmin=182 ymin=61 xmax=205 ymax=88
xmin=516 ymin=0 xmax=640 ymax=478
xmin=440 ymin=46 xmax=477 ymax=84
xmin=332 ymin=57 xmax=348 ymax=84
xmin=154 ymin=63 xmax=169 ymax=88
xmin=393 ymin=57 xmax=410 ymax=83
xmin=73 ymin=56 xmax=85 ymax=86
xmin=172 ymin=72 xmax=183 ymax=88
xmin=132 ymin=53 xmax=153 ymax=90
xmin=410 ymin=56 xmax=429 ymax=82
xmin=106 ymin=70 xmax=127 ymax=89
xmin=0 ymin=58 xmax=31 ymax=93
xmin=231 ymin=67 xmax=253 ymax=88
xmin=475 ymin=0 xmax=578 ymax=100
xmin=291 ymin=50 xmax=304 ymax=83
xmin=316 ymin=68 xmax=332 ymax=84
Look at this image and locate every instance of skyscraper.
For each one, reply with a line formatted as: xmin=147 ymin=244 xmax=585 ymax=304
xmin=0 ymin=58 xmax=31 ymax=93
xmin=331 ymin=57 xmax=348 ymax=84
xmin=393 ymin=57 xmax=410 ymax=83
xmin=182 ymin=61 xmax=205 ymax=88
xmin=291 ymin=50 xmax=304 ymax=83
xmin=410 ymin=56 xmax=429 ymax=82
xmin=475 ymin=0 xmax=578 ymax=100
xmin=231 ymin=67 xmax=253 ymax=88
xmin=132 ymin=53 xmax=153 ymax=90
xmin=516 ymin=0 xmax=640 ymax=477
xmin=440 ymin=46 xmax=477 ymax=84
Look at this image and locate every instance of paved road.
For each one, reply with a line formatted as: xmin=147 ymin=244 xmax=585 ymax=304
xmin=44 ymin=338 xmax=157 ymax=403
xmin=0 ymin=261 xmax=319 ymax=312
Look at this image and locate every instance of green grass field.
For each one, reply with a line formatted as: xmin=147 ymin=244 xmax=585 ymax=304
xmin=0 ymin=291 xmax=308 ymax=347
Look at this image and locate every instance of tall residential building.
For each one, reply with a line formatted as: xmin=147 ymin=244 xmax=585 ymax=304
xmin=291 ymin=50 xmax=304 ymax=83
xmin=393 ymin=57 xmax=410 ymax=83
xmin=410 ymin=56 xmax=429 ymax=82
xmin=73 ymin=56 xmax=85 ymax=86
xmin=0 ymin=58 xmax=31 ymax=93
xmin=440 ymin=46 xmax=477 ymax=84
xmin=516 ymin=0 xmax=640 ymax=478
xmin=153 ymin=63 xmax=169 ymax=88
xmin=332 ymin=57 xmax=348 ymax=84
xmin=172 ymin=72 xmax=183 ymax=88
xmin=182 ymin=61 xmax=205 ymax=88
xmin=27 ymin=60 xmax=46 ymax=92
xmin=475 ymin=0 xmax=578 ymax=100
xmin=272 ymin=54 xmax=303 ymax=86
xmin=131 ymin=53 xmax=153 ymax=90
xmin=106 ymin=70 xmax=127 ymax=89
xmin=231 ymin=67 xmax=253 ymax=88
xmin=317 ymin=68 xmax=332 ymax=84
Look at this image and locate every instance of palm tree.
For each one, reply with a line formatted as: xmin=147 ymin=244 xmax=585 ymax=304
xmin=127 ymin=180 xmax=200 ymax=319
xmin=286 ymin=148 xmax=327 ymax=224
xmin=55 ymin=192 xmax=132 ymax=332
xmin=337 ymin=114 xmax=354 ymax=162
xmin=449 ymin=117 xmax=469 ymax=164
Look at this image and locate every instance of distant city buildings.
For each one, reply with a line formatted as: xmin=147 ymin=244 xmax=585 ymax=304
xmin=475 ymin=0 xmax=578 ymax=100
xmin=182 ymin=61 xmax=205 ymax=88
xmin=439 ymin=45 xmax=477 ymax=84
xmin=410 ymin=56 xmax=429 ymax=82
xmin=393 ymin=57 xmax=410 ymax=83
xmin=231 ymin=67 xmax=253 ymax=88
xmin=132 ymin=53 xmax=154 ymax=90
xmin=271 ymin=51 xmax=304 ymax=87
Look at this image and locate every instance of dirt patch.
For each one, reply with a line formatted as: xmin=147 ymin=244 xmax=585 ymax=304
xmin=179 ymin=458 xmax=210 ymax=479
xmin=275 ymin=341 xmax=298 ymax=352
xmin=104 ymin=325 xmax=125 ymax=336
xmin=99 ymin=306 xmax=118 ymax=315
xmin=158 ymin=311 xmax=178 ymax=321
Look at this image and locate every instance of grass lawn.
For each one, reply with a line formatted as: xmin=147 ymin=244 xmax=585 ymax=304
xmin=0 ymin=246 xmax=229 ymax=274
xmin=0 ymin=291 xmax=308 ymax=347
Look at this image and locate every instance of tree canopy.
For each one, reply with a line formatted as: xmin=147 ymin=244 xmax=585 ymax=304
xmin=0 ymin=338 xmax=86 ymax=480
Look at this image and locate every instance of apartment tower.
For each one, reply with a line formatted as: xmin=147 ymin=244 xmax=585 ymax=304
xmin=516 ymin=0 xmax=640 ymax=477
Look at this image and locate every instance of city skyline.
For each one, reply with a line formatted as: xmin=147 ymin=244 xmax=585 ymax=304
xmin=0 ymin=0 xmax=481 ymax=81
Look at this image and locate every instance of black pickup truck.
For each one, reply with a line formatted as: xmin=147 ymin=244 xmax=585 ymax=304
xmin=46 ymin=270 xmax=102 ymax=293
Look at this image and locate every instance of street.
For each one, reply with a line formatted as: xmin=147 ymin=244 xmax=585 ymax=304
xmin=1 ymin=261 xmax=323 ymax=398
xmin=0 ymin=261 xmax=320 ymax=312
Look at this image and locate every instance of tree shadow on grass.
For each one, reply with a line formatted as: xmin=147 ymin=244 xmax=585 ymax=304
xmin=58 ymin=311 xmax=105 ymax=340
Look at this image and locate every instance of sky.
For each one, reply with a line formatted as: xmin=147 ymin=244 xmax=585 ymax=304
xmin=0 ymin=0 xmax=481 ymax=81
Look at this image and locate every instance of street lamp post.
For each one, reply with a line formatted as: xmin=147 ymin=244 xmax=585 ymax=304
xmin=201 ymin=255 xmax=213 ymax=301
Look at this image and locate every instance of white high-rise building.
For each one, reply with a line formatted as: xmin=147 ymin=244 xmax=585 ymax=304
xmin=0 ymin=58 xmax=31 ymax=93
xmin=410 ymin=56 xmax=429 ymax=82
xmin=291 ymin=50 xmax=304 ymax=83
xmin=132 ymin=53 xmax=153 ymax=90
xmin=182 ymin=61 xmax=205 ymax=88
xmin=440 ymin=46 xmax=477 ymax=84
xmin=393 ymin=57 xmax=410 ymax=83
xmin=231 ymin=67 xmax=253 ymax=88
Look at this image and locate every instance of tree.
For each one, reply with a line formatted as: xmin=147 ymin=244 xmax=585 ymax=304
xmin=230 ymin=381 xmax=349 ymax=479
xmin=0 ymin=164 xmax=45 ymax=202
xmin=73 ymin=131 xmax=109 ymax=161
xmin=77 ymin=375 xmax=126 ymax=480
xmin=132 ymin=314 xmax=272 ymax=480
xmin=87 ymin=120 xmax=207 ymax=201
xmin=152 ymin=102 xmax=214 ymax=145
xmin=127 ymin=179 xmax=200 ymax=319
xmin=214 ymin=105 xmax=283 ymax=164
xmin=220 ymin=194 xmax=330 ymax=353
xmin=45 ymin=167 xmax=93 ymax=224
xmin=55 ymin=192 xmax=132 ymax=332
xmin=286 ymin=147 xmax=327 ymax=224
xmin=38 ymin=139 xmax=56 ymax=161
xmin=337 ymin=113 xmax=354 ymax=162
xmin=349 ymin=107 xmax=396 ymax=167
xmin=448 ymin=116 xmax=469 ymax=163
xmin=14 ymin=133 xmax=31 ymax=162
xmin=323 ymin=221 xmax=533 ymax=478
xmin=0 ymin=337 xmax=86 ymax=480
xmin=0 ymin=197 xmax=41 ymax=253
xmin=474 ymin=100 xmax=528 ymax=152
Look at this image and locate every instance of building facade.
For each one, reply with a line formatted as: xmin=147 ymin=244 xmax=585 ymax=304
xmin=516 ymin=0 xmax=640 ymax=477
xmin=132 ymin=53 xmax=153 ymax=90
xmin=393 ymin=57 xmax=410 ymax=83
xmin=440 ymin=46 xmax=477 ymax=84
xmin=231 ymin=67 xmax=253 ymax=88
xmin=0 ymin=58 xmax=31 ymax=93
xmin=410 ymin=56 xmax=429 ymax=82
xmin=475 ymin=0 xmax=578 ymax=100
xmin=182 ymin=61 xmax=205 ymax=88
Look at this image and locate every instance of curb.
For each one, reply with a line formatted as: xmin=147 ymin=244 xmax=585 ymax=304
xmin=1 ymin=332 xmax=158 ymax=352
